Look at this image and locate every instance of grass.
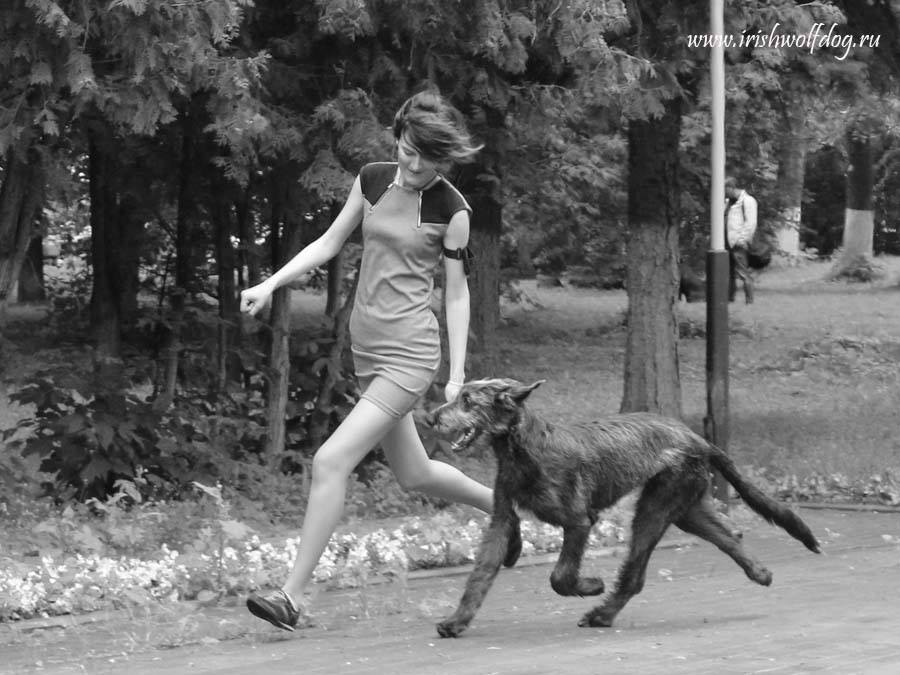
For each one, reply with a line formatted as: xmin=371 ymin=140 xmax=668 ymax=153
xmin=493 ymin=256 xmax=900 ymax=479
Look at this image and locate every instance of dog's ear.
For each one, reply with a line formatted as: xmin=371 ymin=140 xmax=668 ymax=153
xmin=505 ymin=379 xmax=544 ymax=403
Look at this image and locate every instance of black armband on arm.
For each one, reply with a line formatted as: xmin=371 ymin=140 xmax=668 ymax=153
xmin=443 ymin=247 xmax=475 ymax=275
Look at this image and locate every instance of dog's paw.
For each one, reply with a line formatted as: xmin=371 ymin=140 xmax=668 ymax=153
xmin=747 ymin=564 xmax=773 ymax=586
xmin=578 ymin=610 xmax=614 ymax=628
xmin=577 ymin=576 xmax=605 ymax=596
xmin=436 ymin=616 xmax=468 ymax=638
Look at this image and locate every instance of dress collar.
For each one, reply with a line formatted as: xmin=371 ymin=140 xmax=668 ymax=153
xmin=393 ymin=166 xmax=441 ymax=192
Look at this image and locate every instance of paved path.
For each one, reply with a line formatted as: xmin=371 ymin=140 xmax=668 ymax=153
xmin=3 ymin=508 xmax=898 ymax=674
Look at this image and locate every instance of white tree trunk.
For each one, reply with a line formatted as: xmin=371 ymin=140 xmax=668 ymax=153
xmin=841 ymin=208 xmax=874 ymax=258
xmin=775 ymin=206 xmax=801 ymax=257
xmin=833 ymin=114 xmax=878 ymax=278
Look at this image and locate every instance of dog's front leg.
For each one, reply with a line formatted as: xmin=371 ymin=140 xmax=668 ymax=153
xmin=550 ymin=524 xmax=605 ymax=597
xmin=436 ymin=493 xmax=516 ymax=638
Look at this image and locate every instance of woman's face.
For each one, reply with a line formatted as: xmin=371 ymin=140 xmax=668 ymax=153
xmin=396 ymin=133 xmax=440 ymax=189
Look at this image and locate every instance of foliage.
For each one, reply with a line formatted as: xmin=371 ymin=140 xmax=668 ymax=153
xmin=3 ymin=355 xmax=275 ymax=500
xmin=0 ymin=0 xmax=265 ymax=153
xmin=0 ymin=486 xmax=629 ymax=622
xmin=6 ymin=368 xmax=169 ymax=499
xmin=503 ymin=90 xmax=627 ymax=280
xmin=2 ymin=302 xmax=370 ymax=507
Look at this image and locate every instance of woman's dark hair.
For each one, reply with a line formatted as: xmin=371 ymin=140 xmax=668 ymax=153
xmin=392 ymin=91 xmax=482 ymax=164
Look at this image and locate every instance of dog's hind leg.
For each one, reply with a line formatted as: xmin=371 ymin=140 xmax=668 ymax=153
xmin=436 ymin=492 xmax=517 ymax=638
xmin=676 ymin=495 xmax=772 ymax=585
xmin=579 ymin=471 xmax=699 ymax=628
xmin=549 ymin=525 xmax=605 ymax=597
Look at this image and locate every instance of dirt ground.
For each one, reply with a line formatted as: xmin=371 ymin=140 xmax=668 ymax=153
xmin=3 ymin=506 xmax=898 ymax=675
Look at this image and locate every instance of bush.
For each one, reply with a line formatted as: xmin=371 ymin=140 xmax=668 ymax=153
xmin=4 ymin=359 xmax=271 ymax=501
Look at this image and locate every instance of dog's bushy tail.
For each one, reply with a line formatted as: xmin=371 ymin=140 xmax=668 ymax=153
xmin=709 ymin=447 xmax=821 ymax=554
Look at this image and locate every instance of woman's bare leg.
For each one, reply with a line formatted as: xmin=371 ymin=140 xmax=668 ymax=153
xmin=281 ymin=399 xmax=399 ymax=602
xmin=381 ymin=413 xmax=523 ymax=567
xmin=380 ymin=413 xmax=493 ymax=512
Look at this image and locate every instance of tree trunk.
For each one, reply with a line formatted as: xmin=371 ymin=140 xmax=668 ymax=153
xmin=115 ymin=195 xmax=143 ymax=329
xmin=0 ymin=145 xmax=45 ymax=318
xmin=155 ymin=108 xmax=199 ymax=409
xmin=453 ymin=101 xmax=505 ymax=357
xmin=515 ymin=234 xmax=536 ymax=277
xmin=235 ymin=184 xmax=256 ymax=288
xmin=620 ymin=100 xmax=682 ymax=417
xmin=17 ymin=235 xmax=45 ymax=302
xmin=266 ymin=284 xmax=292 ymax=468
xmin=836 ymin=120 xmax=876 ymax=272
xmin=264 ymin=193 xmax=303 ymax=468
xmin=87 ymin=128 xmax=123 ymax=359
xmin=308 ymin=263 xmax=360 ymax=498
xmin=213 ymin=176 xmax=240 ymax=394
xmin=467 ymin=188 xmax=502 ymax=353
xmin=232 ymin=185 xmax=253 ymax=388
xmin=774 ymin=103 xmax=807 ymax=258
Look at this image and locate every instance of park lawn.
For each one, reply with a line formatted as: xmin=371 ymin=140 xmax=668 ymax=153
xmin=494 ymin=257 xmax=900 ymax=486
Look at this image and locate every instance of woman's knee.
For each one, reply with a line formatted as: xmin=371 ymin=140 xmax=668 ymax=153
xmin=310 ymin=445 xmax=355 ymax=485
xmin=393 ymin=461 xmax=433 ymax=492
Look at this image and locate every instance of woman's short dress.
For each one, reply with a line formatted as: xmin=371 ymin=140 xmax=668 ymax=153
xmin=349 ymin=162 xmax=471 ymax=418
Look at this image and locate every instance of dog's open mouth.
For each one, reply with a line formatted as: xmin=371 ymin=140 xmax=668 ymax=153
xmin=450 ymin=427 xmax=479 ymax=450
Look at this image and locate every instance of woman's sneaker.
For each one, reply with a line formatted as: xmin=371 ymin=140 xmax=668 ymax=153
xmin=246 ymin=589 xmax=302 ymax=631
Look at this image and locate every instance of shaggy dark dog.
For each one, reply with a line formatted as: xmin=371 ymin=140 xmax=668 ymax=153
xmin=425 ymin=378 xmax=820 ymax=638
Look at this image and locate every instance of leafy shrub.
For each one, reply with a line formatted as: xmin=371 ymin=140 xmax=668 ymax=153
xmin=6 ymin=368 xmax=169 ymax=499
xmin=43 ymin=255 xmax=92 ymax=330
xmin=4 ymin=360 xmax=268 ymax=501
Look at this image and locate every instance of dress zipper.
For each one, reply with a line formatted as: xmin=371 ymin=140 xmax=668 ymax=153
xmin=417 ymin=191 xmax=422 ymax=229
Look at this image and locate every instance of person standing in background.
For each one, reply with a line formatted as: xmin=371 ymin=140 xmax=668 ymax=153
xmin=725 ymin=177 xmax=758 ymax=304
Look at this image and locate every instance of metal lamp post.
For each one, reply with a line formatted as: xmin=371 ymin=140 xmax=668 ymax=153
xmin=706 ymin=0 xmax=730 ymax=501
